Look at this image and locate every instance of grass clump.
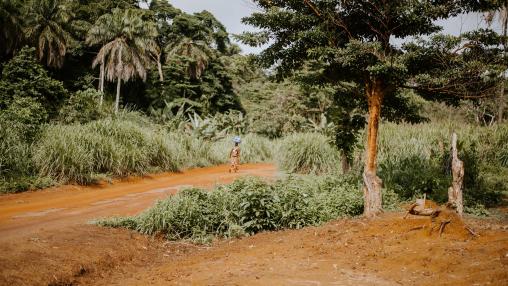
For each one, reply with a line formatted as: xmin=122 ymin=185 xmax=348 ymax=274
xmin=33 ymin=114 xmax=278 ymax=185
xmin=97 ymin=176 xmax=364 ymax=242
xmin=276 ymin=133 xmax=339 ymax=174
xmin=34 ymin=116 xmax=182 ymax=184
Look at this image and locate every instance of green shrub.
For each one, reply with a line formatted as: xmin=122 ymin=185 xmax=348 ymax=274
xmin=372 ymin=122 xmax=506 ymax=212
xmin=276 ymin=133 xmax=339 ymax=174
xmin=97 ymin=175 xmax=364 ymax=242
xmin=0 ymin=96 xmax=48 ymax=140
xmin=59 ymin=89 xmax=106 ymax=124
xmin=0 ymin=47 xmax=67 ymax=119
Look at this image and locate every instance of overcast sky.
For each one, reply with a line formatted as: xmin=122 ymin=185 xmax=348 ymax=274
xmin=167 ymin=0 xmax=500 ymax=54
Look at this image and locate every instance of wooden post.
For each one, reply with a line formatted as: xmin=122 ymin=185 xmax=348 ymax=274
xmin=448 ymin=132 xmax=464 ymax=216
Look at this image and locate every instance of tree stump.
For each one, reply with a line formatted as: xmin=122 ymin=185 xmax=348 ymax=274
xmin=448 ymin=132 xmax=464 ymax=216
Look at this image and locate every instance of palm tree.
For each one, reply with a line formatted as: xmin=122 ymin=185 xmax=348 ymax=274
xmin=24 ymin=0 xmax=74 ymax=68
xmin=166 ymin=37 xmax=212 ymax=79
xmin=86 ymin=8 xmax=160 ymax=113
xmin=0 ymin=0 xmax=23 ymax=61
xmin=485 ymin=1 xmax=508 ymax=123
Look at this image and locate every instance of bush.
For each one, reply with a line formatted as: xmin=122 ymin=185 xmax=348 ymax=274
xmin=276 ymin=133 xmax=340 ymax=174
xmin=59 ymin=89 xmax=106 ymax=124
xmin=0 ymin=96 xmax=48 ymax=140
xmin=372 ymin=122 xmax=506 ymax=212
xmin=97 ymin=175 xmax=364 ymax=242
xmin=0 ymin=47 xmax=67 ymax=119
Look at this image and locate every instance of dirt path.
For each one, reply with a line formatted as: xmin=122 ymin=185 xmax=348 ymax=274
xmin=0 ymin=163 xmax=277 ymax=241
xmin=1 ymin=163 xmax=507 ymax=286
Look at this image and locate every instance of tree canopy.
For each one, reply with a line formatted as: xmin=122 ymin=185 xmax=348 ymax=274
xmin=241 ymin=0 xmax=506 ymax=216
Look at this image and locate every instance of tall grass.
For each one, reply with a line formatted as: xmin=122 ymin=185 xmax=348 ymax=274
xmin=211 ymin=133 xmax=276 ymax=164
xmin=370 ymin=121 xmax=508 ymax=211
xmin=33 ymin=115 xmax=277 ymax=184
xmin=0 ymin=121 xmax=33 ymax=178
xmin=276 ymin=133 xmax=340 ymax=174
xmin=97 ymin=175 xmax=364 ymax=242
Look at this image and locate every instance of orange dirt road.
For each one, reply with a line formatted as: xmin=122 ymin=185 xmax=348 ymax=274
xmin=1 ymin=163 xmax=507 ymax=286
xmin=0 ymin=163 xmax=277 ymax=241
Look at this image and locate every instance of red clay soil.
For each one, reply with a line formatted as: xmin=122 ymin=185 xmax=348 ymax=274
xmin=0 ymin=164 xmax=507 ymax=286
xmin=0 ymin=163 xmax=276 ymax=241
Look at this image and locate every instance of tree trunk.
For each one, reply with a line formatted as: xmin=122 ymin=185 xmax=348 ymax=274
xmin=341 ymin=153 xmax=350 ymax=173
xmin=99 ymin=62 xmax=105 ymax=106
xmin=498 ymin=74 xmax=506 ymax=124
xmin=157 ymin=53 xmax=164 ymax=81
xmin=115 ymin=45 xmax=123 ymax=114
xmin=115 ymin=77 xmax=121 ymax=114
xmin=448 ymin=132 xmax=464 ymax=216
xmin=363 ymin=79 xmax=385 ymax=217
xmin=499 ymin=13 xmax=507 ymax=123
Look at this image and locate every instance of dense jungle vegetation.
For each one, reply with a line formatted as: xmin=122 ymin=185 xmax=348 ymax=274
xmin=1 ymin=0 xmax=508 ymax=234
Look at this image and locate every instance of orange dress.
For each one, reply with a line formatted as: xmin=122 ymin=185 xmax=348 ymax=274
xmin=229 ymin=146 xmax=240 ymax=172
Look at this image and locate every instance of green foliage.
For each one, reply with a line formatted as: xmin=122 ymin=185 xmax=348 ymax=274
xmin=34 ymin=115 xmax=181 ymax=184
xmin=0 ymin=96 xmax=48 ymax=140
xmin=373 ymin=122 xmax=506 ymax=212
xmin=404 ymin=30 xmax=507 ymax=103
xmin=24 ymin=0 xmax=76 ymax=68
xmin=0 ymin=118 xmax=57 ymax=193
xmin=0 ymin=47 xmax=67 ymax=119
xmin=276 ymin=133 xmax=340 ymax=174
xmin=33 ymin=114 xmax=276 ymax=184
xmin=58 ymin=88 xmax=105 ymax=124
xmin=0 ymin=0 xmax=23 ymax=61
xmin=97 ymin=175 xmax=364 ymax=242
xmin=0 ymin=120 xmax=33 ymax=179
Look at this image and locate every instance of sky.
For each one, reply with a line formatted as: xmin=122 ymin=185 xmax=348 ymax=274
xmin=166 ymin=0 xmax=500 ymax=54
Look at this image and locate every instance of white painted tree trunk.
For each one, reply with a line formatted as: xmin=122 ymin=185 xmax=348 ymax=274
xmin=448 ymin=132 xmax=464 ymax=216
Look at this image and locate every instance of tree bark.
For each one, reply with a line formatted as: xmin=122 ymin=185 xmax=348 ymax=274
xmin=363 ymin=79 xmax=385 ymax=217
xmin=157 ymin=53 xmax=164 ymax=81
xmin=498 ymin=76 xmax=505 ymax=123
xmin=448 ymin=132 xmax=464 ymax=216
xmin=115 ymin=46 xmax=123 ymax=114
xmin=99 ymin=62 xmax=105 ymax=106
xmin=499 ymin=12 xmax=507 ymax=124
xmin=341 ymin=153 xmax=350 ymax=174
xmin=115 ymin=77 xmax=121 ymax=114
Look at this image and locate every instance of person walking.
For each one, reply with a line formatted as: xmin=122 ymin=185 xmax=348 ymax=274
xmin=229 ymin=136 xmax=241 ymax=173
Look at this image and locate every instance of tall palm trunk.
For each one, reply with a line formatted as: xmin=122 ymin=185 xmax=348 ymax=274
xmin=157 ymin=53 xmax=164 ymax=81
xmin=115 ymin=77 xmax=121 ymax=113
xmin=115 ymin=46 xmax=123 ymax=114
xmin=99 ymin=62 xmax=105 ymax=106
xmin=363 ymin=79 xmax=385 ymax=217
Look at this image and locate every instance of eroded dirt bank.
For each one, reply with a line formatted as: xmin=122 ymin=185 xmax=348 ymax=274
xmin=1 ymin=213 xmax=506 ymax=286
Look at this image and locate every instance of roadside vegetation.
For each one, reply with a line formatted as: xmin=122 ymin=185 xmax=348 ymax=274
xmin=1 ymin=0 xmax=507 ymax=242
